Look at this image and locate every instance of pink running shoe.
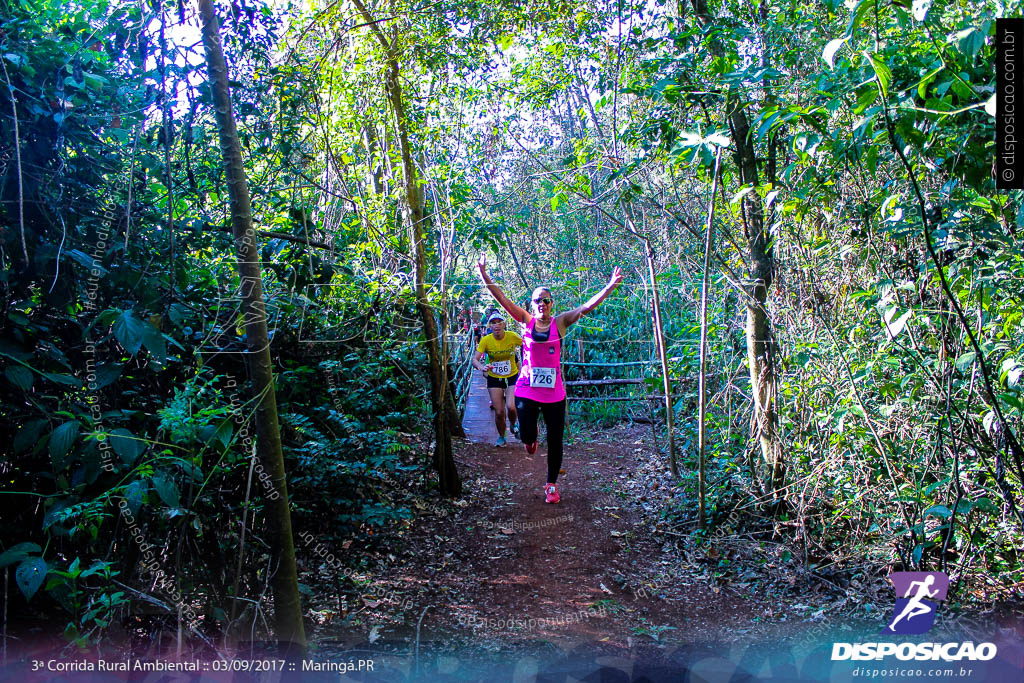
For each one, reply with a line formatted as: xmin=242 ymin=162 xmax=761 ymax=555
xmin=544 ymin=483 xmax=560 ymax=504
xmin=524 ymin=441 xmax=538 ymax=455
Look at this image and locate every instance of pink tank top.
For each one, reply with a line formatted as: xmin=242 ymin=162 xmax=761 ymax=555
xmin=515 ymin=317 xmax=565 ymax=403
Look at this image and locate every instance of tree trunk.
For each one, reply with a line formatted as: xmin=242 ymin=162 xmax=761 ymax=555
xmin=644 ymin=239 xmax=677 ymax=477
xmin=729 ymin=96 xmax=784 ymax=500
xmin=505 ymin=230 xmax=530 ymax=288
xmin=697 ymin=148 xmax=723 ymax=530
xmin=197 ymin=0 xmax=306 ymax=655
xmin=352 ymin=0 xmax=461 ymax=496
xmin=691 ymin=0 xmax=785 ymax=501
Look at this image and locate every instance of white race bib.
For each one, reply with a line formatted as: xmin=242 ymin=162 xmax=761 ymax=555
xmin=490 ymin=359 xmax=512 ymax=376
xmin=530 ymin=366 xmax=556 ymax=388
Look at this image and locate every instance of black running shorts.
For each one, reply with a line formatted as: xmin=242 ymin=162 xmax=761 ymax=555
xmin=486 ymin=372 xmax=519 ymax=389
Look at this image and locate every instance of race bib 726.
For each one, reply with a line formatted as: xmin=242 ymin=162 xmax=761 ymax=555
xmin=530 ymin=366 xmax=556 ymax=387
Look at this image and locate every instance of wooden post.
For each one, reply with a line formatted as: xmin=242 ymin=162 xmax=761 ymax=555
xmin=697 ymin=147 xmax=723 ymax=530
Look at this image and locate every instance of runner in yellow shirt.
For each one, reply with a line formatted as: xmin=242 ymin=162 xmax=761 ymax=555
xmin=473 ymin=313 xmax=523 ymax=446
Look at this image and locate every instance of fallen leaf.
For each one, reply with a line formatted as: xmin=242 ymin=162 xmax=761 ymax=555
xmin=611 ymin=531 xmax=624 ymax=537
xmin=368 ymin=626 xmax=380 ymax=643
xmin=600 ymin=583 xmax=613 ymax=594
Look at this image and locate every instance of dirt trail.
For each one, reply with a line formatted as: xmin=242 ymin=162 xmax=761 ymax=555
xmin=448 ymin=369 xmax=756 ymax=648
xmin=313 ymin=374 xmax=789 ymax=679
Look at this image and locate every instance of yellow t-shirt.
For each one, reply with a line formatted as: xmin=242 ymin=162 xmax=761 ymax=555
xmin=477 ymin=331 xmax=523 ymax=378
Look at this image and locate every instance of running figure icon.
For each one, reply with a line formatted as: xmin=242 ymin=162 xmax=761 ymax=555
xmin=887 ymin=575 xmax=938 ymax=631
xmin=883 ymin=571 xmax=949 ymax=635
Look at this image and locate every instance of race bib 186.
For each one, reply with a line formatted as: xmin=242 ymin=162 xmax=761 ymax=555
xmin=530 ymin=366 xmax=556 ymax=387
xmin=490 ymin=359 xmax=512 ymax=376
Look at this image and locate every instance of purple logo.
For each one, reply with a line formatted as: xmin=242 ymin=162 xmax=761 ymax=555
xmin=883 ymin=572 xmax=949 ymax=635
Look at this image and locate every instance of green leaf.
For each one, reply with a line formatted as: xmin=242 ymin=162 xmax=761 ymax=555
xmin=124 ymin=480 xmax=146 ymax=515
xmin=49 ymin=421 xmax=80 ymax=470
xmin=91 ymin=363 xmax=123 ymax=389
xmin=152 ymin=471 xmax=180 ymax=507
xmin=973 ymin=498 xmax=998 ymax=514
xmin=954 ymin=352 xmax=976 ymax=372
xmin=5 ymin=365 xmax=33 ymax=390
xmin=923 ymin=505 xmax=952 ymax=519
xmin=854 ymin=88 xmax=878 ymax=115
xmin=0 ymin=543 xmax=41 ymax=568
xmin=142 ymin=324 xmax=167 ymax=364
xmin=109 ymin=428 xmax=145 ymax=466
xmin=864 ymin=52 xmax=892 ymax=99
xmin=112 ymin=310 xmax=147 ymax=355
xmin=44 ymin=372 xmax=83 ymax=388
xmin=999 ymin=392 xmax=1024 ymax=411
xmin=14 ymin=419 xmax=47 ymax=453
xmin=955 ymin=28 xmax=985 ymax=58
xmin=16 ymin=557 xmax=47 ymax=601
xmin=912 ymin=544 xmax=923 ymax=566
xmin=847 ymin=0 xmax=876 ymax=37
xmin=66 ymin=249 xmax=107 ymax=275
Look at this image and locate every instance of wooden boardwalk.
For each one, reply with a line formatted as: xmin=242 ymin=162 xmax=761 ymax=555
xmin=461 ymin=370 xmax=498 ymax=443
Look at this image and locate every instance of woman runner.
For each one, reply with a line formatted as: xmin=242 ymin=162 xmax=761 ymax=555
xmin=477 ymin=255 xmax=623 ymax=503
xmin=473 ymin=312 xmax=523 ymax=447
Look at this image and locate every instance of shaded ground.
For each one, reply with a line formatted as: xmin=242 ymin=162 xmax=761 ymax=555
xmin=301 ymin=375 xmax=865 ymax=678
xmin=289 ymin=374 xmax=1024 ymax=681
xmin=3 ymin=376 xmax=1019 ymax=681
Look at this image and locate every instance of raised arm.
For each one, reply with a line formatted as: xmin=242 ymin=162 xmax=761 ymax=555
xmin=477 ymin=254 xmax=530 ymax=324
xmin=557 ymin=266 xmax=623 ymax=333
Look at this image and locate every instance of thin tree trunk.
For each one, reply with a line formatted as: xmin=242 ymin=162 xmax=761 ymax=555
xmin=644 ymin=240 xmax=677 ymax=477
xmin=691 ymin=0 xmax=784 ymax=501
xmin=505 ymin=230 xmax=529 ymax=288
xmin=197 ymin=0 xmax=306 ymax=655
xmin=352 ymin=0 xmax=460 ymax=495
xmin=623 ymin=209 xmax=677 ymax=476
xmin=697 ymin=147 xmax=723 ymax=530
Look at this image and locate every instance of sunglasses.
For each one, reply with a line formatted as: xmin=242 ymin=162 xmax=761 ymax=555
xmin=533 ymin=297 xmax=552 ymax=305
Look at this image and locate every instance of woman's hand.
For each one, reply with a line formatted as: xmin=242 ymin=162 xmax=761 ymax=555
xmin=477 ymin=254 xmax=488 ymax=276
xmin=607 ymin=266 xmax=623 ymax=290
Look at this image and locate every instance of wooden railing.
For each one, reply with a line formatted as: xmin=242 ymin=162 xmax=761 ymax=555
xmin=562 ymin=358 xmax=660 ymax=398
xmin=448 ymin=332 xmax=477 ymax=417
